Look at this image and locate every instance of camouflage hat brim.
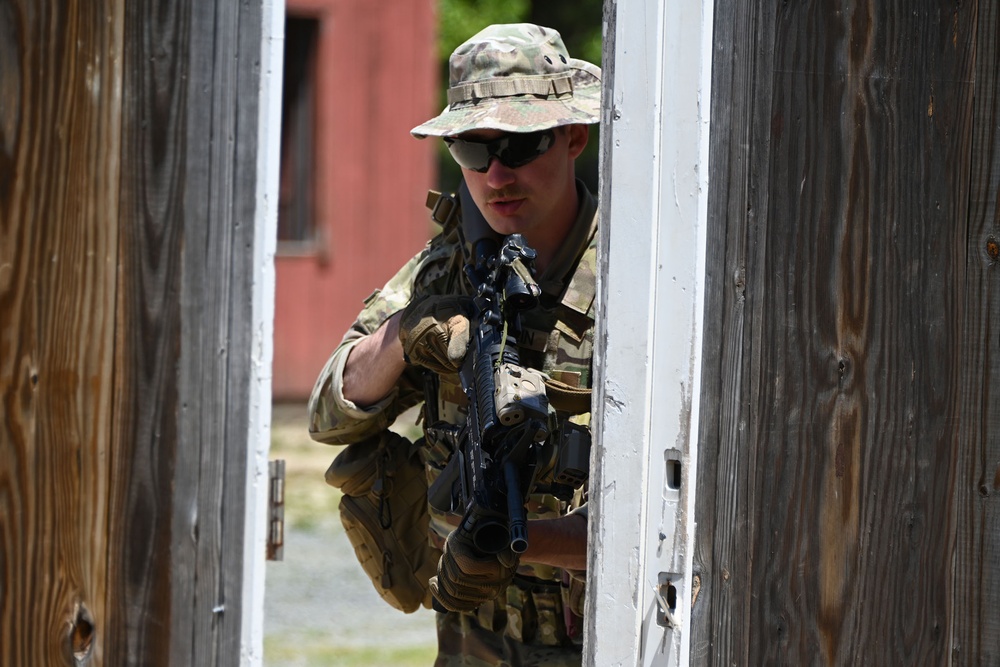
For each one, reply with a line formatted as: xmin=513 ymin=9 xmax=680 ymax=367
xmin=411 ymin=58 xmax=601 ymax=138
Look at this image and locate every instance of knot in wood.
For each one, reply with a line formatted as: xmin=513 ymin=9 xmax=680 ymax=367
xmin=69 ymin=603 xmax=95 ymax=662
xmin=986 ymin=236 xmax=1000 ymax=262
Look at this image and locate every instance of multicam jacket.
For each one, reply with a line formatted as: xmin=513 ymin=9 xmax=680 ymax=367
xmin=309 ymin=181 xmax=598 ymax=654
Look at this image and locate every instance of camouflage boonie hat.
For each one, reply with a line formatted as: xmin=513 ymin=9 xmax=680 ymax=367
xmin=411 ymin=23 xmax=601 ymax=138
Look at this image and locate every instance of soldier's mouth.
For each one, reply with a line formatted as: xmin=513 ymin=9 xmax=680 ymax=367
xmin=488 ymin=198 xmax=526 ymax=216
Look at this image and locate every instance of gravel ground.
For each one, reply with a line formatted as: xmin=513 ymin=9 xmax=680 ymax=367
xmin=264 ymin=522 xmax=437 ymax=650
xmin=263 ymin=404 xmax=437 ymax=665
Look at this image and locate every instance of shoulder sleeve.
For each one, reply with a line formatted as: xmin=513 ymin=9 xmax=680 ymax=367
xmin=307 ymin=233 xmax=465 ymax=444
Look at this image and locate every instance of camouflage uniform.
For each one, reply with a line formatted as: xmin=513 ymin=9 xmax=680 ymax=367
xmin=309 ymin=23 xmax=600 ymax=667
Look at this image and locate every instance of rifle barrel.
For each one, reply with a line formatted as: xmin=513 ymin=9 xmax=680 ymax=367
xmin=504 ymin=460 xmax=529 ymax=553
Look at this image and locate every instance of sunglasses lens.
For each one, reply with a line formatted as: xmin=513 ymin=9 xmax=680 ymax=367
xmin=445 ymin=139 xmax=492 ymax=172
xmin=445 ymin=130 xmax=554 ymax=172
xmin=500 ymin=131 xmax=554 ymax=168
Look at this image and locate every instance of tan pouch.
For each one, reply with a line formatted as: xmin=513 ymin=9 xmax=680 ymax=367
xmin=326 ymin=431 xmax=441 ymax=613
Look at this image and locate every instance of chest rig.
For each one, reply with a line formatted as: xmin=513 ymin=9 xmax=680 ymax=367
xmin=420 ymin=184 xmax=596 ymax=501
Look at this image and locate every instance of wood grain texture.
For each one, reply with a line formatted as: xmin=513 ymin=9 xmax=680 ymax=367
xmin=3 ymin=0 xmax=264 ymax=663
xmin=692 ymin=0 xmax=777 ymax=663
xmin=953 ymin=1 xmax=1000 ymax=663
xmin=171 ymin=1 xmax=262 ymax=663
xmin=109 ymin=0 xmax=263 ymax=664
xmin=104 ymin=0 xmax=187 ymax=662
xmin=0 ymin=1 xmax=123 ymax=665
xmin=753 ymin=6 xmax=972 ymax=663
xmin=695 ymin=1 xmax=992 ymax=664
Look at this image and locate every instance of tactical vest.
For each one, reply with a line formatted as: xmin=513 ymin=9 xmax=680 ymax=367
xmin=419 ymin=189 xmax=596 ymax=646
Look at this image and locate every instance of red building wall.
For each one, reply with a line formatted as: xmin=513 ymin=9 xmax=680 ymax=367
xmin=274 ymin=0 xmax=438 ymax=398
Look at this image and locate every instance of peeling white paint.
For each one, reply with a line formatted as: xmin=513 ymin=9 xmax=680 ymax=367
xmin=587 ymin=0 xmax=713 ymax=664
xmin=604 ymin=393 xmax=627 ymax=413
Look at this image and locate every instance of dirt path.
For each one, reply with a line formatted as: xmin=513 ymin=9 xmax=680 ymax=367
xmin=264 ymin=404 xmax=437 ymax=665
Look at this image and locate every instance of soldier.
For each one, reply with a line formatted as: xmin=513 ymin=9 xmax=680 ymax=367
xmin=309 ymin=23 xmax=600 ymax=665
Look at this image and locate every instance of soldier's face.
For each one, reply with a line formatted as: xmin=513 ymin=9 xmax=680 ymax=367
xmin=456 ymin=125 xmax=588 ymax=240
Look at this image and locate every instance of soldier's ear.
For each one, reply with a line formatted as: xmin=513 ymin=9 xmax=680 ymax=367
xmin=564 ymin=124 xmax=589 ymax=160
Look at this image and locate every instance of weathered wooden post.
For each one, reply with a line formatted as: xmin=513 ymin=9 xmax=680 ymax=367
xmin=0 ymin=0 xmax=282 ymax=664
xmin=1 ymin=2 xmax=124 ymax=663
xmin=591 ymin=1 xmax=999 ymax=665
xmin=693 ymin=2 xmax=1000 ymax=664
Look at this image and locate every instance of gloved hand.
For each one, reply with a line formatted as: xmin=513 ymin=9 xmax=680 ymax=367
xmin=429 ymin=527 xmax=519 ymax=612
xmin=398 ymin=295 xmax=472 ymax=374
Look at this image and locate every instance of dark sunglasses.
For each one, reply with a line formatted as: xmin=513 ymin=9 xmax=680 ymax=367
xmin=443 ymin=129 xmax=555 ymax=173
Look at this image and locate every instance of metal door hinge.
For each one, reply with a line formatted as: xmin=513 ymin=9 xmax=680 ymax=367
xmin=267 ymin=460 xmax=285 ymax=561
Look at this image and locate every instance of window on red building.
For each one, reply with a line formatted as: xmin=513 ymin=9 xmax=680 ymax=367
xmin=277 ymin=16 xmax=319 ymax=249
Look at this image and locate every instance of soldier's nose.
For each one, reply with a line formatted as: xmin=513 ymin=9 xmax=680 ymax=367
xmin=485 ymin=157 xmax=516 ymax=188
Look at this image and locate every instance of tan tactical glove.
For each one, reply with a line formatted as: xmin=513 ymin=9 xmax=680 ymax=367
xmin=398 ymin=295 xmax=472 ymax=375
xmin=429 ymin=527 xmax=519 ymax=612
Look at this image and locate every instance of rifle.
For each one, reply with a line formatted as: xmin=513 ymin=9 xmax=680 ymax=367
xmin=463 ymin=232 xmax=549 ymax=553
xmin=428 ymin=229 xmax=549 ymax=556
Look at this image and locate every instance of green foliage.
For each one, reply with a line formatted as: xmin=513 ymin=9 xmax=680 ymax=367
xmin=527 ymin=0 xmax=604 ymax=66
xmin=433 ymin=0 xmax=605 ymax=192
xmin=438 ymin=0 xmax=530 ymax=59
xmin=437 ymin=0 xmax=602 ymax=64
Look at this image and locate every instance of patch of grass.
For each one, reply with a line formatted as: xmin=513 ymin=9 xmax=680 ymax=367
xmin=270 ymin=404 xmax=343 ymax=533
xmin=265 ymin=634 xmax=437 ymax=667
xmin=285 ymin=469 xmax=341 ymax=532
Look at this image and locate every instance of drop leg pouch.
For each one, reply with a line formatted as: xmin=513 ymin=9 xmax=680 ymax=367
xmin=325 ymin=431 xmax=441 ymax=613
